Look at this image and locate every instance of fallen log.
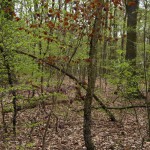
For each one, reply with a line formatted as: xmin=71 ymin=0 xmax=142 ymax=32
xmin=4 ymin=95 xmax=148 ymax=113
xmin=73 ymin=105 xmax=149 ymax=112
xmin=3 ymin=96 xmax=69 ymax=113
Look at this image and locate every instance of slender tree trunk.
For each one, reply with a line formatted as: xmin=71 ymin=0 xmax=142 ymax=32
xmin=143 ymin=0 xmax=150 ymax=139
xmin=0 ymin=93 xmax=7 ymax=133
xmin=83 ymin=2 xmax=102 ymax=149
xmin=0 ymin=46 xmax=17 ymax=136
xmin=1 ymin=0 xmax=17 ymax=136
xmin=58 ymin=0 xmax=62 ymax=11
xmin=121 ymin=11 xmax=127 ymax=50
xmin=102 ymin=0 xmax=108 ymax=75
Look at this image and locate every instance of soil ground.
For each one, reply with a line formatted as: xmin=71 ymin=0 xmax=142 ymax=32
xmin=0 ymin=78 xmax=150 ymax=150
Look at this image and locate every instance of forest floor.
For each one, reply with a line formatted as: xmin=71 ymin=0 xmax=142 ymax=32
xmin=0 ymin=78 xmax=150 ymax=150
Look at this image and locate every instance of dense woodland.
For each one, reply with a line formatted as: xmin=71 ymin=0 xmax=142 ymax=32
xmin=0 ymin=0 xmax=150 ymax=149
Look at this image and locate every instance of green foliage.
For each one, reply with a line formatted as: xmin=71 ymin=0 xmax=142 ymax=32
xmin=106 ymin=50 xmax=144 ymax=98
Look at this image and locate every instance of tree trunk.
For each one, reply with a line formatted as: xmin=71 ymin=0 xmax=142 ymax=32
xmin=83 ymin=2 xmax=102 ymax=149
xmin=15 ymin=50 xmax=116 ymax=121
xmin=125 ymin=0 xmax=138 ymax=63
xmin=143 ymin=0 xmax=150 ymax=139
xmin=125 ymin=0 xmax=143 ymax=98
xmin=1 ymin=0 xmax=17 ymax=136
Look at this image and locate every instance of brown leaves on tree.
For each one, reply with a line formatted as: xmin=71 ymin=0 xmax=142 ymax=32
xmin=128 ymin=1 xmax=136 ymax=6
xmin=18 ymin=27 xmax=24 ymax=30
xmin=30 ymin=24 xmax=39 ymax=28
xmin=109 ymin=14 xmax=114 ymax=19
xmin=43 ymin=31 xmax=48 ymax=35
xmin=65 ymin=0 xmax=71 ymax=4
xmin=112 ymin=0 xmax=122 ymax=6
xmin=15 ymin=17 xmax=21 ymax=22
xmin=47 ymin=21 xmax=55 ymax=28
xmin=3 ymin=7 xmax=12 ymax=13
xmin=49 ymin=8 xmax=53 ymax=13
xmin=83 ymin=58 xmax=92 ymax=63
xmin=45 ymin=56 xmax=57 ymax=64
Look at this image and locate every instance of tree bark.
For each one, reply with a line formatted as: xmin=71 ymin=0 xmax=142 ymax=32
xmin=1 ymin=0 xmax=17 ymax=136
xmin=83 ymin=2 xmax=103 ymax=149
xmin=125 ymin=0 xmax=138 ymax=63
xmin=125 ymin=0 xmax=143 ymax=98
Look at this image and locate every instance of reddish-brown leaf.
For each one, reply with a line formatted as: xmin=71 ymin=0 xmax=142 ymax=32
xmin=65 ymin=0 xmax=71 ymax=3
xmin=128 ymin=1 xmax=136 ymax=6
xmin=49 ymin=8 xmax=53 ymax=13
xmin=47 ymin=21 xmax=55 ymax=28
xmin=30 ymin=24 xmax=38 ymax=28
xmin=43 ymin=31 xmax=48 ymax=35
xmin=84 ymin=58 xmax=92 ymax=63
xmin=15 ymin=17 xmax=21 ymax=21
xmin=18 ymin=27 xmax=24 ymax=30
